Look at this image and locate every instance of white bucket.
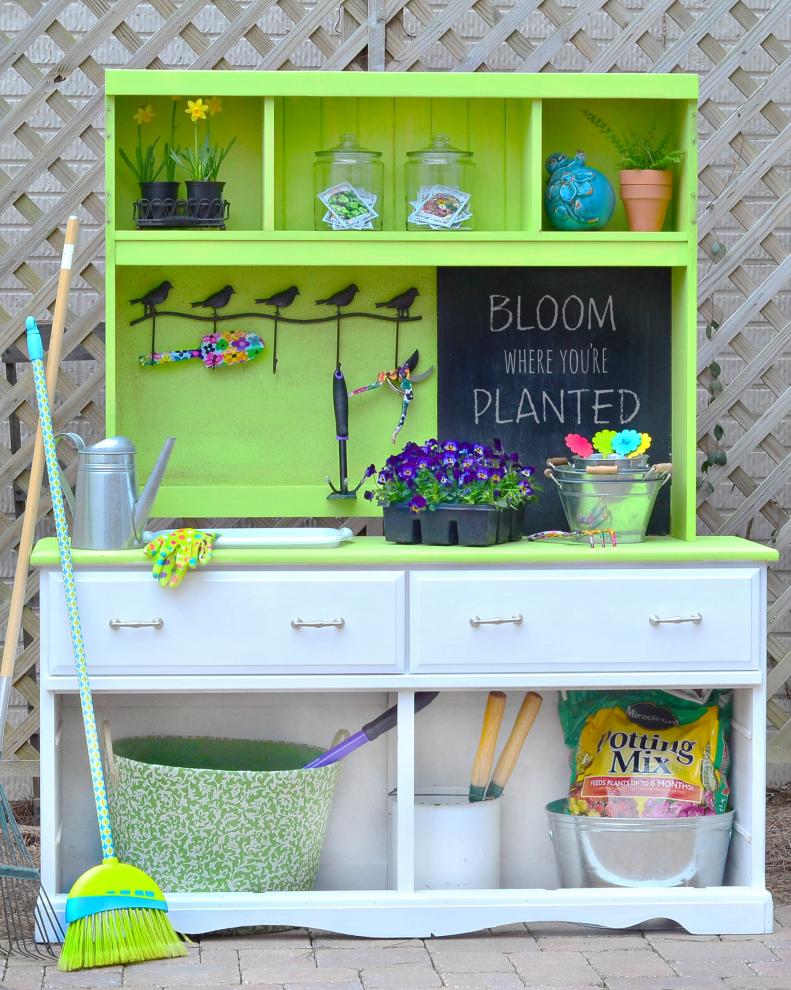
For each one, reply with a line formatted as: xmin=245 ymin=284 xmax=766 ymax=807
xmin=389 ymin=786 xmax=501 ymax=890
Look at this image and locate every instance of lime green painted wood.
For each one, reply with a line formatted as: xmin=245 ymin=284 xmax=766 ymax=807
xmin=278 ymin=97 xmax=530 ymax=232
xmin=106 ymin=71 xmax=699 ymax=528
xmin=105 ymin=96 xmax=116 ymax=240
xmin=114 ymin=266 xmax=436 ymax=511
xmin=541 ymin=99 xmax=689 ymax=232
xmin=263 ymin=98 xmax=276 ymax=231
xmin=394 ymin=99 xmax=432 ymax=232
xmin=106 ymin=71 xmax=697 ymax=101
xmin=113 ymin=95 xmax=263 ymax=231
xmin=30 ymin=535 xmax=778 ymax=569
xmin=105 ymin=96 xmax=117 ymax=436
xmin=149 ymin=485 xmax=383 ymax=518
xmin=526 ymin=100 xmax=542 ymax=232
xmin=670 ymin=254 xmax=698 ymax=541
xmin=112 ymin=230 xmax=690 ymax=268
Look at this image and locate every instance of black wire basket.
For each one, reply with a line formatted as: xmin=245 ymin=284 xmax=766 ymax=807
xmin=133 ymin=198 xmax=231 ymax=229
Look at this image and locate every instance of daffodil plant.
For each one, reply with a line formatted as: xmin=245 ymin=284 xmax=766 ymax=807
xmin=162 ymin=97 xmax=181 ymax=182
xmin=171 ymin=97 xmax=235 ymax=182
xmin=119 ymin=104 xmax=165 ymax=183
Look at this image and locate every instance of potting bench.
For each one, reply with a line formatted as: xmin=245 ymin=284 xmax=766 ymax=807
xmin=32 ymin=70 xmax=777 ymax=936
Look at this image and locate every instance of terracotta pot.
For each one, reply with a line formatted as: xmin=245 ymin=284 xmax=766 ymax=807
xmin=619 ymin=170 xmax=673 ymax=232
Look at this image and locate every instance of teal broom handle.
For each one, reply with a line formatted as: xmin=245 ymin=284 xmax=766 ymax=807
xmin=26 ymin=317 xmax=116 ymax=862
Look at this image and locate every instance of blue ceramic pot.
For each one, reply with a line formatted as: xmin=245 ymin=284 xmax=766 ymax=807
xmin=545 ymin=151 xmax=615 ymax=231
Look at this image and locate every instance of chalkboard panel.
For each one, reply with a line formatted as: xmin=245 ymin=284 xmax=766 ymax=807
xmin=437 ymin=267 xmax=671 ymax=535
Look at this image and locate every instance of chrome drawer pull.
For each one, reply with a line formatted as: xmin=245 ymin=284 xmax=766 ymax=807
xmin=291 ymin=617 xmax=345 ymax=629
xmin=469 ymin=614 xmax=523 ymax=628
xmin=649 ymin=613 xmax=702 ymax=626
xmin=109 ymin=618 xmax=164 ymax=630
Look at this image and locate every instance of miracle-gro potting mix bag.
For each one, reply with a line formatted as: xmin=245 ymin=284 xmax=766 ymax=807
xmin=558 ymin=691 xmax=732 ymax=818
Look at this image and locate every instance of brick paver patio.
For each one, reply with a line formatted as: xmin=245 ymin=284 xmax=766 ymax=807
xmin=2 ymin=906 xmax=790 ymax=990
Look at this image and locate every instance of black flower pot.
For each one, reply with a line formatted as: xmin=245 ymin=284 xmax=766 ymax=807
xmin=186 ymin=180 xmax=226 ymax=220
xmin=382 ymin=506 xmax=422 ymax=544
xmin=139 ymin=181 xmax=179 ymax=221
xmin=383 ymin=503 xmax=526 ymax=547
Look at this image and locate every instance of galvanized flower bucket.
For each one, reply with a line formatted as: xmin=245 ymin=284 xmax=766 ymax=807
xmin=544 ymin=459 xmax=671 ymax=544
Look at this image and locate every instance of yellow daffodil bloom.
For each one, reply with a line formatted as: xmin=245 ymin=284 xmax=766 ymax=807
xmin=206 ymin=96 xmax=223 ymax=116
xmin=186 ymin=98 xmax=208 ymax=122
xmin=628 ymin=432 xmax=653 ymax=458
xmin=133 ymin=104 xmax=154 ymax=125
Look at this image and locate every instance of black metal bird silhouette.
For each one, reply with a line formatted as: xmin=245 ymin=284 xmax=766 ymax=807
xmin=376 ymin=287 xmax=419 ymax=318
xmin=191 ymin=285 xmax=235 ymax=312
xmin=255 ymin=286 xmax=300 ymax=373
xmin=130 ymin=280 xmax=172 ymax=316
xmin=256 ymin=285 xmax=300 ymax=309
xmin=315 ymin=284 xmax=359 ymax=309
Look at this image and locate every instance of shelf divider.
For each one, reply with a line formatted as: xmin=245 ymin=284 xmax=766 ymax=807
xmin=526 ymin=98 xmax=543 ymax=232
xmin=263 ymin=97 xmax=276 ymax=231
xmin=396 ymin=690 xmax=415 ymax=894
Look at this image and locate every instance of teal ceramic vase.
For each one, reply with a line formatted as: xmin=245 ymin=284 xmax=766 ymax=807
xmin=545 ymin=151 xmax=615 ymax=231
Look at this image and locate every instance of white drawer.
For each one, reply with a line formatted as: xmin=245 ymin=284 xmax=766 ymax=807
xmin=44 ymin=570 xmax=405 ymax=675
xmin=409 ymin=567 xmax=761 ymax=673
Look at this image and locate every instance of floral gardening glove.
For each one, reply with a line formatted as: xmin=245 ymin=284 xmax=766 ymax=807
xmin=144 ymin=528 xmax=217 ymax=588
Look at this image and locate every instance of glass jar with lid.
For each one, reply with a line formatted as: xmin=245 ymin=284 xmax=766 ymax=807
xmin=313 ymin=134 xmax=383 ymax=231
xmin=404 ymin=134 xmax=474 ymax=231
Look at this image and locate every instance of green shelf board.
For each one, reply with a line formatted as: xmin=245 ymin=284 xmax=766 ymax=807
xmin=113 ymin=231 xmax=692 ymax=268
xmin=31 ymin=535 xmax=777 ymax=569
xmin=106 ymin=70 xmax=698 ymax=101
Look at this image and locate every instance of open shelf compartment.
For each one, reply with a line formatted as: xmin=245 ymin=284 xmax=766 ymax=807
xmin=39 ymin=684 xmax=770 ymax=935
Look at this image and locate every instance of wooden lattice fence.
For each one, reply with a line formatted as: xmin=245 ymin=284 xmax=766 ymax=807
xmin=0 ymin=0 xmax=789 ymax=789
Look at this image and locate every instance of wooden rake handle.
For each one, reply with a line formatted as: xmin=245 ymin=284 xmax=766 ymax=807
xmin=469 ymin=691 xmax=506 ymax=802
xmin=485 ymin=692 xmax=543 ymax=800
xmin=1 ymin=217 xmax=79 ymax=684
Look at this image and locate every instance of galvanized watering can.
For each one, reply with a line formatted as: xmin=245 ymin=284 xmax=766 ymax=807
xmin=56 ymin=434 xmax=175 ymax=550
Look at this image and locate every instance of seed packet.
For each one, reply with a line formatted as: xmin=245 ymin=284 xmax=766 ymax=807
xmin=413 ymin=185 xmax=471 ymax=227
xmin=318 ymin=183 xmax=378 ymax=229
xmin=323 ymin=210 xmax=375 ymax=231
xmin=558 ymin=690 xmax=731 ymax=818
xmin=408 ymin=185 xmax=472 ymax=229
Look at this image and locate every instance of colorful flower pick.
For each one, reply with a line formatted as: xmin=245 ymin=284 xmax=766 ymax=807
xmin=565 ymin=433 xmax=594 ymax=458
xmin=592 ymin=429 xmax=617 ymax=455
xmin=629 ymin=432 xmax=652 ymax=458
xmin=612 ymin=429 xmax=642 ymax=457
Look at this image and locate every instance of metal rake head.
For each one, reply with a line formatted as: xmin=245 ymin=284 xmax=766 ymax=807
xmin=0 ymin=788 xmax=62 ymax=959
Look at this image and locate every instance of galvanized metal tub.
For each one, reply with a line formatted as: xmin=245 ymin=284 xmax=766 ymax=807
xmin=544 ymin=466 xmax=671 ymax=543
xmin=546 ymin=800 xmax=734 ymax=888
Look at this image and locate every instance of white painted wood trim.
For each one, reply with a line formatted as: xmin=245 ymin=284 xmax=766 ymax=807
xmin=396 ymin=690 xmax=415 ymax=893
xmin=42 ymin=671 xmax=763 ymax=692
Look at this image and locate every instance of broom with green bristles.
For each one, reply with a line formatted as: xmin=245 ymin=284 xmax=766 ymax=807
xmin=25 ymin=315 xmax=187 ymax=972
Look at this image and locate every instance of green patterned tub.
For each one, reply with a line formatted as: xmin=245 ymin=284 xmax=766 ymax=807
xmin=105 ymin=735 xmax=341 ymax=892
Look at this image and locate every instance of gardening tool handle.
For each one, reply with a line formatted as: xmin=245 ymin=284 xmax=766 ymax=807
xmin=333 ymin=368 xmax=349 ymax=440
xmin=26 ymin=318 xmax=116 ymax=862
xmin=330 ymin=728 xmax=350 ymax=749
xmin=1 ymin=218 xmax=79 ymax=686
xmin=586 ymin=465 xmax=619 ymax=475
xmin=484 ymin=692 xmax=542 ymax=800
xmin=469 ymin=691 xmax=507 ymax=802
xmin=362 ymin=691 xmax=439 ymax=741
xmin=101 ymin=720 xmax=119 ymax=787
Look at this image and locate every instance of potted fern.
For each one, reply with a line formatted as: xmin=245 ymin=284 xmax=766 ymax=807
xmin=581 ymin=110 xmax=684 ymax=232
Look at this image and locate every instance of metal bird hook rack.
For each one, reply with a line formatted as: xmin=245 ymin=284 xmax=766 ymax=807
xmin=130 ymin=280 xmax=422 ymax=373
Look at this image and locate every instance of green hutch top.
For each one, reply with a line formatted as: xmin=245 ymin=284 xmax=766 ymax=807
xmin=105 ymin=70 xmax=699 ymax=535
